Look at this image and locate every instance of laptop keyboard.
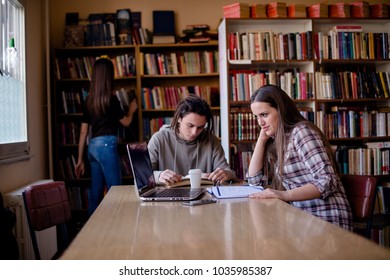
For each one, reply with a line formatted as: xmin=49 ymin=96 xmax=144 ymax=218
xmin=157 ymin=188 xmax=201 ymax=197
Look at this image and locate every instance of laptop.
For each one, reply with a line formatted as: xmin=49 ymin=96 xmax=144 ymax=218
xmin=126 ymin=142 xmax=205 ymax=201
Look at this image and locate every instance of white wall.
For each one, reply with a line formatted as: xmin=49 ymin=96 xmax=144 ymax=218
xmin=0 ymin=0 xmax=49 ymax=194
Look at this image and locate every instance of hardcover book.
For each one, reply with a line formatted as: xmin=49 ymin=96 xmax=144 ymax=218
xmin=152 ymin=10 xmax=176 ymax=44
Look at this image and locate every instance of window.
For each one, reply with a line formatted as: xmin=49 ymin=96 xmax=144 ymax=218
xmin=0 ymin=0 xmax=28 ymax=163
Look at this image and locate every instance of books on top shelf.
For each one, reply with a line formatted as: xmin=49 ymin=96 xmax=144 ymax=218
xmin=180 ymin=24 xmax=213 ymax=43
xmin=223 ymin=3 xmax=250 ymax=18
xmin=350 ymin=1 xmax=370 ymax=18
xmin=287 ymin=4 xmax=307 ymax=18
xmin=102 ymin=13 xmax=116 ymax=46
xmin=152 ymin=10 xmax=176 ymax=44
xmin=63 ymin=13 xmax=84 ymax=47
xmin=266 ymin=2 xmax=287 ymax=18
xmin=370 ymin=3 xmax=389 ymax=18
xmin=86 ymin=13 xmax=105 ymax=46
xmin=329 ymin=2 xmax=351 ymax=18
xmin=307 ymin=3 xmax=328 ymax=18
xmin=250 ymin=4 xmax=267 ymax=18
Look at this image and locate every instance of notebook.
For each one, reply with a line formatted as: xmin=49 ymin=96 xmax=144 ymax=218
xmin=126 ymin=142 xmax=205 ymax=201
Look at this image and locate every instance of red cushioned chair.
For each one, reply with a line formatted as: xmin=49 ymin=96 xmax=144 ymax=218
xmin=23 ymin=181 xmax=71 ymax=259
xmin=341 ymin=175 xmax=377 ymax=238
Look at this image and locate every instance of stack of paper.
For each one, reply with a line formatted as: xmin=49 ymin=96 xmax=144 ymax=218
xmin=207 ymin=186 xmax=264 ymax=199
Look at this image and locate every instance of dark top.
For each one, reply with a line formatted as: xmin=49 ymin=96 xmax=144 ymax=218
xmin=81 ymin=95 xmax=125 ymax=138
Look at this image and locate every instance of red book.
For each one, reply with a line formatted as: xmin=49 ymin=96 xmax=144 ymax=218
xmin=350 ymin=1 xmax=370 ymax=18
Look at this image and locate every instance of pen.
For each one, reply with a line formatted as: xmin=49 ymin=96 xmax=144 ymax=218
xmin=216 ymin=186 xmax=221 ymax=197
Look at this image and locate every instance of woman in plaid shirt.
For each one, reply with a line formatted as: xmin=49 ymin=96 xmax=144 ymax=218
xmin=247 ymin=85 xmax=352 ymax=230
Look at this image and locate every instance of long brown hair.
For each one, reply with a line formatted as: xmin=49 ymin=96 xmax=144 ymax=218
xmin=87 ymin=58 xmax=114 ymax=117
xmin=250 ymin=85 xmax=339 ymax=189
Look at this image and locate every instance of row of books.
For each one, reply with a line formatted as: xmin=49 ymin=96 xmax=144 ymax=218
xmin=229 ymin=108 xmax=314 ymax=142
xmin=59 ymin=122 xmax=80 ymax=145
xmin=315 ymin=30 xmax=389 ymax=60
xmin=228 ymin=30 xmax=313 ymax=61
xmin=230 ymin=111 xmax=260 ymax=142
xmin=232 ymin=150 xmax=253 ymax=180
xmin=370 ymin=227 xmax=390 ymax=248
xmin=223 ymin=2 xmax=389 ymax=19
xmin=141 ymin=86 xmax=219 ymax=110
xmin=54 ymin=54 xmax=136 ymax=80
xmin=317 ymin=108 xmax=390 ymax=139
xmin=66 ymin=186 xmax=88 ymax=211
xmin=58 ymin=121 xmax=137 ymax=144
xmin=142 ymin=115 xmax=220 ymax=141
xmin=60 ymin=89 xmax=86 ymax=114
xmin=315 ymin=70 xmax=390 ymax=100
xmin=142 ymin=117 xmax=172 ymax=141
xmin=58 ymin=154 xmax=78 ymax=180
xmin=65 ymin=10 xmax=149 ymax=47
xmin=377 ymin=183 xmax=390 ymax=214
xmin=141 ymin=50 xmax=219 ymax=75
xmin=60 ymin=87 xmax=134 ymax=115
xmin=335 ymin=143 xmax=390 ymax=176
xmin=229 ymin=69 xmax=314 ymax=101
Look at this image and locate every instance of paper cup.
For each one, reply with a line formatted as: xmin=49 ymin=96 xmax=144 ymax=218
xmin=188 ymin=169 xmax=202 ymax=189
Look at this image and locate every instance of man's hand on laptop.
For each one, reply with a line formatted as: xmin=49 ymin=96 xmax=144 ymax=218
xmin=158 ymin=169 xmax=183 ymax=186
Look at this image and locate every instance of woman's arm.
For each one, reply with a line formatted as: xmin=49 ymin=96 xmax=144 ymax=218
xmin=75 ymin=122 xmax=89 ymax=178
xmin=250 ymin=183 xmax=321 ymax=201
xmin=248 ymin=129 xmax=268 ymax=177
xmin=119 ymin=99 xmax=138 ymax=127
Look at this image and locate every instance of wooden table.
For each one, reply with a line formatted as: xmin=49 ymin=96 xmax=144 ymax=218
xmin=61 ymin=185 xmax=390 ymax=260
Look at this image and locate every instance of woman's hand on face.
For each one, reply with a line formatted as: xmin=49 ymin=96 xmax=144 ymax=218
xmin=159 ymin=169 xmax=182 ymax=186
xmin=259 ymin=127 xmax=270 ymax=143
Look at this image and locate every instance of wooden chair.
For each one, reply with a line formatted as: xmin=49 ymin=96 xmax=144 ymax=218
xmin=340 ymin=174 xmax=377 ymax=238
xmin=22 ymin=181 xmax=71 ymax=259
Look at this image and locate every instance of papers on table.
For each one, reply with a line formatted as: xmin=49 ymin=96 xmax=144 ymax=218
xmin=207 ymin=185 xmax=264 ymax=199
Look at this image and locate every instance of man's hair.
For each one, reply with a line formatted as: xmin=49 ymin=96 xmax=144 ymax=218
xmin=171 ymin=95 xmax=214 ymax=136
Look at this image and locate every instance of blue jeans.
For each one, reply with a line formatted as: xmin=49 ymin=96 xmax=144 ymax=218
xmin=87 ymin=135 xmax=122 ymax=216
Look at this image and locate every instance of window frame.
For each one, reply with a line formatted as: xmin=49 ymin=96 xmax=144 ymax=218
xmin=0 ymin=0 xmax=29 ymax=164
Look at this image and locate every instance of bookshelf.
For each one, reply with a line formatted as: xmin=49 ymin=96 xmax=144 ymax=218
xmin=138 ymin=42 xmax=220 ymax=140
xmin=51 ymin=42 xmax=220 ymax=221
xmin=218 ymin=18 xmax=390 ymax=245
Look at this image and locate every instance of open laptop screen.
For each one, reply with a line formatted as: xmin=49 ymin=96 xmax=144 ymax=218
xmin=127 ymin=142 xmax=156 ymax=193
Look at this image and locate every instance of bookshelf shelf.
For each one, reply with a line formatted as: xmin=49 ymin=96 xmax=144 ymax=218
xmin=218 ymin=17 xmax=390 ymax=247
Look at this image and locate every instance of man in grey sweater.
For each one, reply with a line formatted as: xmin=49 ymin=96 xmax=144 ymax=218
xmin=148 ymin=95 xmax=236 ymax=186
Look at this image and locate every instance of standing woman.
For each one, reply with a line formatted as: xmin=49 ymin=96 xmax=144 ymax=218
xmin=75 ymin=58 xmax=138 ymax=216
xmin=247 ymin=85 xmax=352 ymax=230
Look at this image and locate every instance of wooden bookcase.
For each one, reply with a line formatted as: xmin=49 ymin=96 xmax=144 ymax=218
xmin=138 ymin=42 xmax=220 ymax=140
xmin=51 ymin=42 xmax=220 ymax=221
xmin=218 ymin=18 xmax=390 ymax=245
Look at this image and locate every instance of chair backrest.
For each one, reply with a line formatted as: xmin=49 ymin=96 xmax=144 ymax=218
xmin=341 ymin=175 xmax=377 ymax=223
xmin=23 ymin=181 xmax=71 ymax=259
